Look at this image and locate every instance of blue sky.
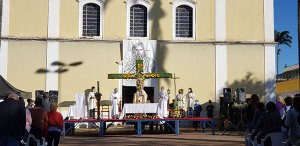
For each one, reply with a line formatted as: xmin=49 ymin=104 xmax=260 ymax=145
xmin=274 ymin=0 xmax=298 ymax=73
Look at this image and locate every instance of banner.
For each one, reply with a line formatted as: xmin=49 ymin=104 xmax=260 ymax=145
xmin=122 ymin=40 xmax=157 ymax=87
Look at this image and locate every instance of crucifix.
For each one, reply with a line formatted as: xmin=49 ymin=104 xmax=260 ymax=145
xmin=108 ymin=59 xmax=173 ymax=99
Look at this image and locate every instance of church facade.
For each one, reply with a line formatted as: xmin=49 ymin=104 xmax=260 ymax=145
xmin=0 ymin=0 xmax=276 ymax=113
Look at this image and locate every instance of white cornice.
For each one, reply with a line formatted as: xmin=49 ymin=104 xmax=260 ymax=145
xmin=78 ymin=0 xmax=104 ymax=4
xmin=126 ymin=0 xmax=151 ymax=5
xmin=172 ymin=0 xmax=196 ymax=5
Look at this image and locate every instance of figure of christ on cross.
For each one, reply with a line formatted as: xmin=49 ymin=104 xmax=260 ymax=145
xmin=108 ymin=59 xmax=172 ymax=103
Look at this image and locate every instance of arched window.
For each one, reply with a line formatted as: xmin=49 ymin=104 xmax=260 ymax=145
xmin=79 ymin=0 xmax=103 ymax=38
xmin=172 ymin=0 xmax=196 ymax=40
xmin=130 ymin=4 xmax=147 ymax=37
xmin=175 ymin=5 xmax=193 ymax=38
xmin=82 ymin=3 xmax=100 ymax=37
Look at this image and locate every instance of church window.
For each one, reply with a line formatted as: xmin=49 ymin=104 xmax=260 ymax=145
xmin=82 ymin=3 xmax=101 ymax=37
xmin=130 ymin=5 xmax=147 ymax=37
xmin=79 ymin=0 xmax=103 ymax=39
xmin=175 ymin=5 xmax=193 ymax=38
xmin=172 ymin=0 xmax=196 ymax=40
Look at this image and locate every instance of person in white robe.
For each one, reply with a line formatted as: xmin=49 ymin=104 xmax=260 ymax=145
xmin=157 ymin=86 xmax=169 ymax=118
xmin=176 ymin=89 xmax=185 ymax=110
xmin=88 ymin=86 xmax=97 ymax=118
xmin=110 ymin=88 xmax=121 ymax=119
xmin=185 ymin=88 xmax=196 ymax=110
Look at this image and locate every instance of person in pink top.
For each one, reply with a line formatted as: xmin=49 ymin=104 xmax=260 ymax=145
xmin=22 ymin=108 xmax=32 ymax=144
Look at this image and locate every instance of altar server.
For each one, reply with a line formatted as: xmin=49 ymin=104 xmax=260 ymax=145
xmin=157 ymin=86 xmax=169 ymax=118
xmin=110 ymin=88 xmax=121 ymax=119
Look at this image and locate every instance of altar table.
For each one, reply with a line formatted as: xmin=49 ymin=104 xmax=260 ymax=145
xmin=119 ymin=103 xmax=158 ymax=119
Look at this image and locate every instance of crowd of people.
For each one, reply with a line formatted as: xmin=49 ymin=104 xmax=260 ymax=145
xmin=0 ymin=92 xmax=63 ymax=146
xmin=248 ymin=94 xmax=300 ymax=146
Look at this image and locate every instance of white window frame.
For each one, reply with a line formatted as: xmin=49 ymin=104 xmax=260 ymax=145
xmin=126 ymin=0 xmax=151 ymax=39
xmin=79 ymin=0 xmax=104 ymax=39
xmin=172 ymin=0 xmax=196 ymax=41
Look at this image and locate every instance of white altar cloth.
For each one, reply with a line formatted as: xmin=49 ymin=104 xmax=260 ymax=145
xmin=119 ymin=103 xmax=158 ymax=119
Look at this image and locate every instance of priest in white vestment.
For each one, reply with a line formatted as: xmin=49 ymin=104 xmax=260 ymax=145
xmin=110 ymin=88 xmax=121 ymax=119
xmin=185 ymin=88 xmax=196 ymax=110
xmin=133 ymin=90 xmax=147 ymax=103
xmin=176 ymin=89 xmax=184 ymax=110
xmin=157 ymin=86 xmax=169 ymax=118
xmin=88 ymin=86 xmax=97 ymax=118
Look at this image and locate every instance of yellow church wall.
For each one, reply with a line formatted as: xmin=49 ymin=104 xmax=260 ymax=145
xmin=196 ymin=0 xmax=215 ymax=41
xmin=227 ymin=45 xmax=265 ymax=98
xmin=58 ymin=42 xmax=121 ymax=103
xmin=149 ymin=0 xmax=172 ymax=40
xmin=226 ymin=0 xmax=264 ymax=41
xmin=103 ymin=0 xmax=126 ymax=40
xmin=7 ymin=41 xmax=47 ymax=97
xmin=157 ymin=43 xmax=216 ymax=104
xmin=59 ymin=0 xmax=79 ymax=38
xmin=9 ymin=0 xmax=48 ymax=37
xmin=58 ymin=0 xmax=216 ymax=41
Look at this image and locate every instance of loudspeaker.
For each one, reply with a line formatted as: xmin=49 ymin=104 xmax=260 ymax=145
xmin=35 ymin=90 xmax=44 ymax=99
xmin=236 ymin=88 xmax=246 ymax=102
xmin=223 ymin=88 xmax=232 ymax=104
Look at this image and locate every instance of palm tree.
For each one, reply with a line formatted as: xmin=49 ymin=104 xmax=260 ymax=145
xmin=274 ymin=30 xmax=292 ymax=77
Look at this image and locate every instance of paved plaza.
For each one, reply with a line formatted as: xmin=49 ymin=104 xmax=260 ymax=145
xmin=60 ymin=126 xmax=245 ymax=146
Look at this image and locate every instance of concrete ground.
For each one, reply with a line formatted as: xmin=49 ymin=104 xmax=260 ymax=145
xmin=60 ymin=125 xmax=245 ymax=146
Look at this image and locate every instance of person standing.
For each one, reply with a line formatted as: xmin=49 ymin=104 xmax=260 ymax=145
xmin=110 ymin=88 xmax=121 ymax=119
xmin=47 ymin=103 xmax=63 ymax=146
xmin=186 ymin=88 xmax=196 ymax=110
xmin=42 ymin=92 xmax=51 ymax=112
xmin=23 ymin=108 xmax=32 ymax=145
xmin=0 ymin=93 xmax=26 ymax=146
xmin=285 ymin=94 xmax=300 ymax=145
xmin=157 ymin=86 xmax=169 ymax=118
xmin=26 ymin=99 xmax=34 ymax=109
xmin=276 ymin=96 xmax=285 ymax=118
xmin=88 ymin=86 xmax=97 ymax=118
xmin=29 ymin=98 xmax=48 ymax=145
xmin=206 ymin=100 xmax=214 ymax=118
xmin=175 ymin=89 xmax=184 ymax=110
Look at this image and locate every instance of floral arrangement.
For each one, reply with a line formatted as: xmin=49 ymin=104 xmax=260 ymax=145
xmin=232 ymin=102 xmax=248 ymax=109
xmin=124 ymin=115 xmax=159 ymax=119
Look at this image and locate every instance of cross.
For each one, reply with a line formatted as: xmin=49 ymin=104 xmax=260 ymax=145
xmin=108 ymin=59 xmax=172 ymax=91
xmin=172 ymin=74 xmax=180 ymax=97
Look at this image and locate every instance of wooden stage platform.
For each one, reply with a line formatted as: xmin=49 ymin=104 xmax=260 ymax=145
xmin=63 ymin=117 xmax=215 ymax=136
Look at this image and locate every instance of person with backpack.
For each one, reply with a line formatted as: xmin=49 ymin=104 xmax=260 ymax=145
xmin=285 ymin=94 xmax=300 ymax=145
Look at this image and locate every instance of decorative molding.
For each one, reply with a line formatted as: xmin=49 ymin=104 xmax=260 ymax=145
xmin=1 ymin=0 xmax=10 ymax=37
xmin=126 ymin=0 xmax=151 ymax=5
xmin=215 ymin=0 xmax=226 ymax=41
xmin=0 ymin=0 xmax=10 ymax=79
xmin=263 ymin=0 xmax=276 ymax=102
xmin=0 ymin=40 xmax=8 ymax=79
xmin=172 ymin=0 xmax=196 ymax=5
xmin=264 ymin=44 xmax=276 ymax=103
xmin=215 ymin=45 xmax=227 ymax=104
xmin=48 ymin=0 xmax=60 ymax=38
xmin=263 ymin=0 xmax=274 ymax=42
xmin=79 ymin=0 xmax=104 ymax=39
xmin=172 ymin=0 xmax=196 ymax=40
xmin=0 ymin=36 xmax=278 ymax=45
xmin=46 ymin=41 xmax=59 ymax=91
